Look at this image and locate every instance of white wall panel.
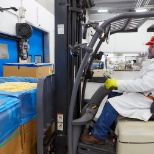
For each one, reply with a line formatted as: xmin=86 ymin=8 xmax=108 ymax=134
xmin=35 ymin=0 xmax=54 ymax=14
xmin=114 ymin=20 xmax=154 ymax=53
xmin=87 ymin=20 xmax=154 ymax=54
xmin=0 ymin=0 xmax=20 ymax=35
xmin=22 ymin=0 xmax=38 ymax=27
xmin=37 ymin=3 xmax=54 ymax=63
xmin=0 ymin=0 xmax=21 ymax=7
xmin=0 ymin=0 xmax=20 ymax=16
xmin=0 ymin=11 xmax=19 ymax=35
xmin=37 ymin=4 xmax=54 ymax=31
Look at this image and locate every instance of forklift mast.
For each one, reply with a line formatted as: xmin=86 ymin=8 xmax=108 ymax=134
xmin=55 ymin=0 xmax=154 ymax=154
xmin=55 ymin=0 xmax=87 ymax=153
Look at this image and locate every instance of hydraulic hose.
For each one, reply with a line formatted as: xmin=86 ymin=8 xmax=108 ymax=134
xmin=82 ymin=37 xmax=105 ymax=101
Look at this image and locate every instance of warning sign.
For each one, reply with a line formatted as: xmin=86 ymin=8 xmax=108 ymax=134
xmin=57 ymin=113 xmax=63 ymax=122
xmin=57 ymin=113 xmax=63 ymax=131
xmin=57 ymin=122 xmax=63 ymax=131
xmin=57 ymin=24 xmax=64 ymax=34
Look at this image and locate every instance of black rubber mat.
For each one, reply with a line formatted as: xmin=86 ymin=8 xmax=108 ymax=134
xmin=78 ymin=142 xmax=116 ymax=154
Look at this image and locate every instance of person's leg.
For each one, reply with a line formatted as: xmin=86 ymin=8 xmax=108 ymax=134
xmin=107 ymin=91 xmax=123 ymax=99
xmin=81 ymin=91 xmax=122 ymax=144
xmin=81 ymin=102 xmax=119 ymax=144
xmin=107 ymin=91 xmax=123 ymax=130
xmin=92 ymin=102 xmax=119 ymax=140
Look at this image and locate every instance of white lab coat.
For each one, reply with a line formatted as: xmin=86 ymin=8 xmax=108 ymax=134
xmin=109 ymin=58 xmax=154 ymax=121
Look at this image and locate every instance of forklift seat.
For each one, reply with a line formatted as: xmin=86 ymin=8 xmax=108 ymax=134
xmin=115 ymin=117 xmax=154 ymax=154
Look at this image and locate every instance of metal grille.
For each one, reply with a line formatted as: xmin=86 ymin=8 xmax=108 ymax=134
xmin=125 ymin=18 xmax=146 ymax=30
xmin=108 ymin=17 xmax=148 ymax=34
xmin=111 ymin=19 xmax=127 ymax=31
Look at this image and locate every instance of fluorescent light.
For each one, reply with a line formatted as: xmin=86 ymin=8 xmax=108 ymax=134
xmin=135 ymin=8 xmax=147 ymax=12
xmin=98 ymin=9 xmax=108 ymax=13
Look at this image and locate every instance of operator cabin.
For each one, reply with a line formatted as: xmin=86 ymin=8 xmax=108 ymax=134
xmin=0 ymin=1 xmax=154 ymax=154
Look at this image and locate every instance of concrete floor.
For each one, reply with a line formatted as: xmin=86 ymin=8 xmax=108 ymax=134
xmin=84 ymin=70 xmax=139 ymax=118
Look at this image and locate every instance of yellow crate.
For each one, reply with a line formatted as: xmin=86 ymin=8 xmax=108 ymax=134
xmin=0 ymin=82 xmax=37 ymax=92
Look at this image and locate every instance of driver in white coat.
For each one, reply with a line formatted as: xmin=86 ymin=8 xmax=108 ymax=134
xmin=81 ymin=36 xmax=154 ymax=145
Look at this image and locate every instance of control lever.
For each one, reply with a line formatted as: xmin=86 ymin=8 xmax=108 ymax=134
xmin=72 ymin=85 xmax=112 ymax=125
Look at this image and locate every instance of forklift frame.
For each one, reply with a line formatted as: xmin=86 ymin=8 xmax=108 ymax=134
xmin=36 ymin=0 xmax=154 ymax=153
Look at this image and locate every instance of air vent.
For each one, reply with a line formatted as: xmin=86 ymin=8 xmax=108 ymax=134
xmin=16 ymin=23 xmax=33 ymax=39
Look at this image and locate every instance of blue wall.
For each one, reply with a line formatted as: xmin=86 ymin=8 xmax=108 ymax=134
xmin=28 ymin=27 xmax=44 ymax=62
xmin=0 ymin=37 xmax=18 ymax=76
xmin=0 ymin=27 xmax=44 ymax=76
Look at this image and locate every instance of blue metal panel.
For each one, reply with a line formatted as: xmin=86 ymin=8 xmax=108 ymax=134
xmin=0 ymin=37 xmax=18 ymax=77
xmin=28 ymin=27 xmax=44 ymax=62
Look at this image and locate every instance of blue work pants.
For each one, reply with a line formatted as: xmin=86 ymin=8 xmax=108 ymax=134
xmin=92 ymin=91 xmax=122 ymax=139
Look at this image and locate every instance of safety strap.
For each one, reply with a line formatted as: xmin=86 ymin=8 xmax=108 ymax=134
xmin=147 ymin=95 xmax=154 ymax=100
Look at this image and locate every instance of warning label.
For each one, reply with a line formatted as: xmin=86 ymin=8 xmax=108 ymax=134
xmin=57 ymin=113 xmax=63 ymax=131
xmin=57 ymin=113 xmax=63 ymax=122
xmin=57 ymin=122 xmax=63 ymax=131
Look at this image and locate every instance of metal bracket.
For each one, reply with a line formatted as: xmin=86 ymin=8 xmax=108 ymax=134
xmin=99 ymin=35 xmax=106 ymax=42
xmin=83 ymin=22 xmax=103 ymax=34
xmin=0 ymin=7 xmax=18 ymax=12
xmin=19 ymin=39 xmax=29 ymax=60
xmin=69 ymin=43 xmax=93 ymax=57
xmin=69 ymin=7 xmax=83 ymax=13
xmin=83 ymin=22 xmax=98 ymax=29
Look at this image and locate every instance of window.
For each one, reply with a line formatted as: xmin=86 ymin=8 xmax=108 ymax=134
xmin=27 ymin=55 xmax=32 ymax=63
xmin=0 ymin=43 xmax=9 ymax=59
xmin=35 ymin=55 xmax=42 ymax=63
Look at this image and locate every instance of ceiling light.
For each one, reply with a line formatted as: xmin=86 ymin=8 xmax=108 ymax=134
xmin=135 ymin=8 xmax=147 ymax=12
xmin=98 ymin=10 xmax=108 ymax=13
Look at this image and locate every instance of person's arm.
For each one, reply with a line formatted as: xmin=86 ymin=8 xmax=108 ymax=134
xmin=117 ymin=70 xmax=154 ymax=93
xmin=105 ymin=66 xmax=154 ymax=93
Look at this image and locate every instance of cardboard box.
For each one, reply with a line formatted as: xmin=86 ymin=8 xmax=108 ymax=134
xmin=21 ymin=118 xmax=37 ymax=154
xmin=3 ymin=63 xmax=53 ymax=78
xmin=118 ymin=65 xmax=125 ymax=71
xmin=0 ymin=128 xmax=23 ymax=154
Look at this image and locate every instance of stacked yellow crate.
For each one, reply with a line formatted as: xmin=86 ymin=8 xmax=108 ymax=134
xmin=0 ymin=82 xmax=37 ymax=92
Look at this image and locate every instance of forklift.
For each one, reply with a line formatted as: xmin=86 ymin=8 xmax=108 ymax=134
xmin=36 ymin=0 xmax=154 ymax=154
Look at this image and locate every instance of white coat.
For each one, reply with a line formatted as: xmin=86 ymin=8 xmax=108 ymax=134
xmin=109 ymin=58 xmax=154 ymax=121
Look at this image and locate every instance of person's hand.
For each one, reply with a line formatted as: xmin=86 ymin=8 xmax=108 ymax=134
xmin=105 ymin=78 xmax=117 ymax=89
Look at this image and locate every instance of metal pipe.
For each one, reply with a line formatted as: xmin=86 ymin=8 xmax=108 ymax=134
xmin=68 ymin=52 xmax=90 ymax=154
xmin=82 ymin=38 xmax=105 ymax=102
